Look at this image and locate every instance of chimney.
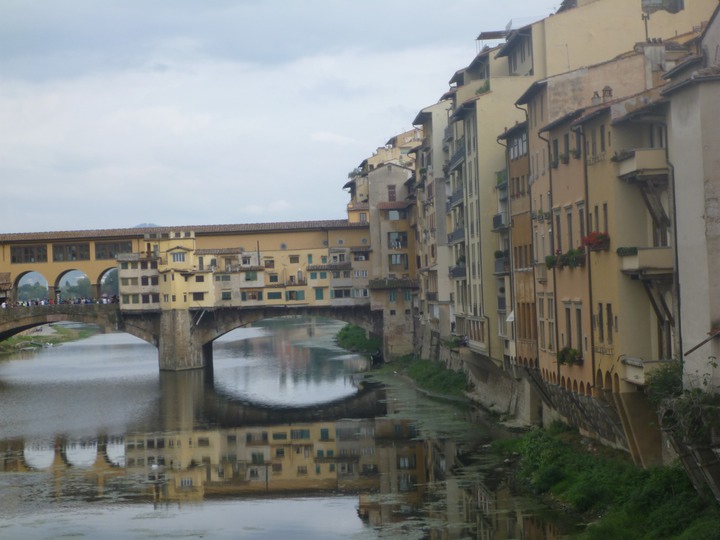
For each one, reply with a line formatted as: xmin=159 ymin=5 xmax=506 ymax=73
xmin=602 ymin=86 xmax=613 ymax=101
xmin=591 ymin=91 xmax=601 ymax=106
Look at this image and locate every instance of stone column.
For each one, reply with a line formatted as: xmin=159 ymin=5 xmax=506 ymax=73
xmin=158 ymin=310 xmax=207 ymax=371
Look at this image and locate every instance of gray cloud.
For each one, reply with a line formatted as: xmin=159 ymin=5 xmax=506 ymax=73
xmin=0 ymin=0 xmax=558 ymax=233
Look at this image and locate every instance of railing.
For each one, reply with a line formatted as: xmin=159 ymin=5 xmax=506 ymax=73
xmin=492 ymin=212 xmax=509 ymax=231
xmin=449 ymin=187 xmax=464 ymax=208
xmin=426 ymin=292 xmax=438 ymax=301
xmin=447 ymin=227 xmax=465 ymax=245
xmin=368 ymin=278 xmax=419 ymax=290
xmin=494 ymin=257 xmax=510 ymax=274
xmin=447 ymin=136 xmax=466 ymax=172
xmin=449 ymin=265 xmax=466 ymax=279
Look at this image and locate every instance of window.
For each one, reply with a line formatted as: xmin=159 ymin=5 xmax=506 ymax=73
xmin=606 ymin=303 xmax=613 ymax=345
xmin=307 ymin=254 xmax=313 ymax=264
xmin=403 ymin=290 xmax=411 ymax=302
xmin=267 ymin=291 xmax=282 ymax=300
xmin=388 ymin=290 xmax=398 ymax=303
xmin=264 ymin=259 xmax=275 ymax=269
xmin=195 ymin=275 xmax=204 ymax=283
xmin=547 ymin=295 xmax=555 ymax=352
xmin=269 ymin=273 xmax=278 ymax=283
xmin=171 ymin=252 xmax=186 ymax=263
xmin=597 ymin=303 xmax=604 ymax=342
xmin=388 ymin=210 xmax=407 ymax=220
xmin=389 ymin=253 xmax=409 ymax=269
xmin=245 ymin=271 xmax=257 ymax=281
xmin=240 ymin=291 xmax=262 ymax=302
xmin=315 ymin=288 xmax=324 ymax=300
xmin=319 ymin=271 xmax=327 ymax=279
xmin=191 ymin=292 xmax=204 ymax=301
xmin=575 ymin=305 xmax=583 ymax=353
xmin=95 ymin=241 xmax=132 ymax=260
xmin=566 ymin=208 xmax=573 ymax=249
xmin=359 ymin=212 xmax=367 ymax=223
xmin=291 ymin=429 xmax=310 ymax=440
xmin=330 ymin=289 xmax=351 ymax=298
xmin=387 ymin=185 xmax=396 ymax=202
xmin=221 ymin=291 xmax=231 ymax=301
xmin=538 ymin=296 xmax=546 ymax=350
xmin=285 ymin=290 xmax=305 ymax=301
xmin=53 ymin=243 xmax=90 ymax=262
xmin=388 ymin=232 xmax=407 ymax=249
xmin=11 ymin=245 xmax=48 ymax=264
xmin=289 ymin=255 xmax=299 ymax=264
xmin=577 ymin=203 xmax=585 ymax=242
xmin=310 ymin=272 xmax=317 ymax=280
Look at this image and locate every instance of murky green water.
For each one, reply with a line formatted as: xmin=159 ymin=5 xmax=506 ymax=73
xmin=0 ymin=317 xmax=573 ymax=539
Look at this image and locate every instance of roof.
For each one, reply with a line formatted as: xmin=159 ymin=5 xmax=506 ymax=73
xmin=539 ymin=108 xmax=585 ymax=133
xmin=515 ymin=80 xmax=547 ymax=106
xmin=661 ymin=66 xmax=720 ymax=96
xmin=498 ymin=120 xmax=528 ymax=141
xmin=0 ymin=220 xmax=364 ymax=243
xmin=450 ymin=98 xmax=477 ymax=120
xmin=377 ymin=201 xmax=413 ymax=210
xmin=495 ymin=26 xmax=532 ymax=59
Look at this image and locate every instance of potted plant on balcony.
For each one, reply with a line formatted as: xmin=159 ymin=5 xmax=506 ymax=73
xmin=581 ymin=231 xmax=610 ymax=251
xmin=545 ymin=254 xmax=557 ymax=269
xmin=557 ymin=346 xmax=582 ymax=365
xmin=494 ymin=250 xmax=505 ymax=259
xmin=564 ymin=248 xmax=585 ymax=268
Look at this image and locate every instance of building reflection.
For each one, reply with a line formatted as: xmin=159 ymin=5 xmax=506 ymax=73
xmin=0 ymin=414 xmax=571 ymax=538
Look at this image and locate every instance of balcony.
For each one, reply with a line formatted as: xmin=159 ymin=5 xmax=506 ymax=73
xmin=492 ymin=212 xmax=509 ymax=231
xmin=449 ymin=187 xmax=464 ymax=208
xmin=368 ymin=278 xmax=419 ymax=290
xmin=619 ymin=246 xmax=673 ymax=276
xmin=622 ymin=356 xmax=673 ymax=386
xmin=426 ymin=292 xmax=438 ymax=301
xmin=494 ymin=257 xmax=510 ymax=274
xmin=615 ymin=148 xmax=669 ymax=184
xmin=447 ymin=136 xmax=466 ymax=172
xmin=449 ymin=265 xmax=467 ymax=279
xmin=448 ymin=227 xmax=465 ymax=245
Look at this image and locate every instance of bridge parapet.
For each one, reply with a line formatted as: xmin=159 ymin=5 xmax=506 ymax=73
xmin=0 ymin=304 xmax=121 ymax=341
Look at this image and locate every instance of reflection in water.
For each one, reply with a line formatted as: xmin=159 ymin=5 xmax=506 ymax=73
xmin=0 ymin=318 xmax=574 ymax=538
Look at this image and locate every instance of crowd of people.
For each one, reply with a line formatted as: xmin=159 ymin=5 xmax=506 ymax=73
xmin=1 ymin=296 xmax=119 ymax=308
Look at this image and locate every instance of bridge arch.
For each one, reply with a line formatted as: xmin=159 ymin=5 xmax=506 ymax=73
xmin=13 ymin=271 xmax=50 ymax=303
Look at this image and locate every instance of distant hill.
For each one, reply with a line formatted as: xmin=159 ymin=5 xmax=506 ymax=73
xmin=133 ymin=223 xmax=160 ymax=228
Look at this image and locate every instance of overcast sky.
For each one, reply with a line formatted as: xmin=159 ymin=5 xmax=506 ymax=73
xmin=0 ymin=0 xmax=559 ymax=234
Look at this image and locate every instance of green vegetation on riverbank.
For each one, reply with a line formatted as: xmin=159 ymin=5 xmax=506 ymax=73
xmin=0 ymin=324 xmax=100 ymax=355
xmin=378 ymin=354 xmax=471 ymax=399
xmin=494 ymin=423 xmax=720 ymax=539
xmin=335 ymin=324 xmax=381 ymax=353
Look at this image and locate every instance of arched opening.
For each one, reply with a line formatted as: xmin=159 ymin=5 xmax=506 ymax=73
xmin=98 ymin=267 xmax=119 ymax=300
xmin=573 ymin=380 xmax=578 ymax=393
xmin=605 ymin=371 xmax=612 ymax=391
xmin=613 ymin=373 xmax=620 ymax=393
xmin=561 ymin=376 xmax=566 ymax=389
xmin=15 ymin=271 xmax=49 ymax=303
xmin=580 ymin=381 xmax=585 ymax=395
xmin=56 ymin=270 xmax=93 ymax=303
xmin=596 ymin=369 xmax=604 ymax=389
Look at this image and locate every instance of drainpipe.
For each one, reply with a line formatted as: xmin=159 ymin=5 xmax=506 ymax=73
xmin=537 ymin=130 xmax=561 ymax=382
xmin=573 ymin=124 xmax=597 ymax=393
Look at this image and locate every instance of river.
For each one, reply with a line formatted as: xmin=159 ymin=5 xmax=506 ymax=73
xmin=0 ymin=317 xmax=574 ymax=539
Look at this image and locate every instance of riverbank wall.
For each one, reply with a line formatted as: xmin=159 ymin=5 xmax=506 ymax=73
xmin=416 ymin=325 xmax=670 ymax=467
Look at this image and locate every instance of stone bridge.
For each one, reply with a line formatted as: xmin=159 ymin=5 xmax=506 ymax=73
xmin=0 ymin=304 xmax=384 ymax=371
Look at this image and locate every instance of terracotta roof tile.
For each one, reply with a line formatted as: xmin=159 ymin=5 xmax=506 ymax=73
xmin=0 ymin=220 xmax=362 ymax=243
